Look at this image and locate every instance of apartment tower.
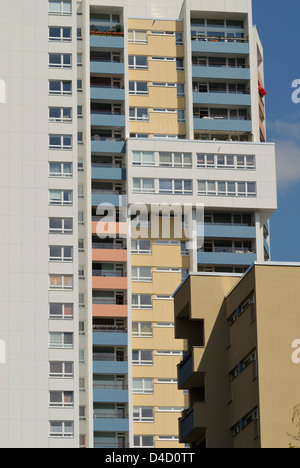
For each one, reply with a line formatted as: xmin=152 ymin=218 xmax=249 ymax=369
xmin=0 ymin=0 xmax=276 ymax=448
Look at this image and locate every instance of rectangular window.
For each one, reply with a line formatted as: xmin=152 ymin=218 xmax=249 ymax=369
xmin=49 ymin=361 xmax=73 ymax=378
xmin=129 ymin=107 xmax=149 ymax=121
xmin=49 ymin=421 xmax=74 ymax=438
xmin=129 ymin=81 xmax=148 ymax=95
xmin=133 ymin=378 xmax=153 ymax=394
xmin=49 ymin=135 xmax=72 ymax=150
xmin=132 ymin=267 xmax=152 ymax=282
xmin=132 ymin=350 xmax=153 ymax=366
xmin=132 ymin=151 xmax=155 ymax=166
xmin=176 ymin=58 xmax=184 ymax=70
xmin=159 ymin=179 xmax=192 ymax=195
xmin=159 ymin=152 xmax=192 ymax=168
xmin=50 ymin=391 xmax=74 ymax=408
xmin=49 ymin=26 xmax=71 ymax=41
xmin=49 ymin=246 xmax=73 ymax=262
xmin=49 ymin=218 xmax=73 ymax=234
xmin=129 ymin=56 xmax=148 ymax=69
xmin=49 ymin=53 xmax=72 ymax=68
xmin=131 ymin=239 xmax=152 ymax=254
xmin=133 ymin=407 xmax=154 ymax=422
xmin=134 ymin=436 xmax=154 ymax=448
xmin=49 ymin=162 xmax=72 ymax=177
xmin=198 ymin=181 xmax=256 ymax=197
xmin=177 ymin=109 xmax=185 ymax=123
xmin=49 ymin=0 xmax=72 ymax=15
xmin=49 ymin=332 xmax=73 ymax=349
xmin=132 ymin=294 xmax=152 ymax=309
xmin=49 ymin=303 xmax=73 ymax=319
xmin=177 ymin=83 xmax=185 ymax=97
xmin=49 ymin=275 xmax=73 ymax=290
xmin=49 ymin=107 xmax=72 ymax=123
xmin=133 ymin=178 xmax=155 ymax=193
xmin=49 ymin=80 xmax=72 ymax=95
xmin=49 ymin=190 xmax=72 ymax=206
xmin=197 ymin=153 xmax=256 ymax=170
xmin=128 ymin=30 xmax=147 ymax=43
xmin=132 ymin=322 xmax=153 ymax=337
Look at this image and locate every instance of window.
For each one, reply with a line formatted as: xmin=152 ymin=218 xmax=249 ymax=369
xmin=49 ymin=361 xmax=73 ymax=378
xmin=159 ymin=179 xmax=192 ymax=195
xmin=49 ymin=162 xmax=72 ymax=177
xmin=132 ymin=267 xmax=152 ymax=282
xmin=152 ymin=56 xmax=175 ymax=62
xmin=49 ymin=246 xmax=73 ymax=262
xmin=176 ymin=32 xmax=184 ymax=45
xmin=49 ymin=53 xmax=72 ymax=68
xmin=133 ymin=407 xmax=154 ymax=422
xmin=49 ymin=135 xmax=72 ymax=150
xmin=49 ymin=80 xmax=72 ymax=95
xmin=177 ymin=83 xmax=185 ymax=97
xmin=128 ymin=30 xmax=147 ymax=43
xmin=49 ymin=0 xmax=72 ymax=15
xmin=133 ymin=350 xmax=153 ymax=365
xmin=133 ymin=178 xmax=155 ymax=193
xmin=197 ymin=153 xmax=255 ymax=170
xmin=49 ymin=26 xmax=71 ymax=41
xmin=129 ymin=107 xmax=149 ymax=121
xmin=134 ymin=436 xmax=154 ymax=448
xmin=49 ymin=190 xmax=72 ymax=206
xmin=159 ymin=152 xmax=192 ymax=168
xmin=49 ymin=332 xmax=73 ymax=349
xmin=49 ymin=275 xmax=73 ymax=290
xmin=133 ymin=378 xmax=153 ymax=394
xmin=49 ymin=107 xmax=72 ymax=123
xmin=132 ymin=295 xmax=152 ymax=309
xmin=77 ymin=53 xmax=82 ymax=66
xmin=77 ymin=28 xmax=82 ymax=40
xmin=49 ymin=303 xmax=73 ymax=319
xmin=49 ymin=421 xmax=74 ymax=438
xmin=129 ymin=56 xmax=148 ymax=69
xmin=132 ymin=322 xmax=153 ymax=337
xmin=49 ymin=218 xmax=73 ymax=234
xmin=129 ymin=81 xmax=148 ymax=95
xmin=152 ymin=82 xmax=176 ymax=88
xmin=132 ymin=151 xmax=155 ymax=166
xmin=50 ymin=391 xmax=74 ymax=408
xmin=131 ymin=239 xmax=152 ymax=254
xmin=198 ymin=181 xmax=256 ymax=197
xmin=176 ymin=58 xmax=184 ymax=70
xmin=177 ymin=109 xmax=185 ymax=123
xmin=157 ymin=350 xmax=182 ymax=356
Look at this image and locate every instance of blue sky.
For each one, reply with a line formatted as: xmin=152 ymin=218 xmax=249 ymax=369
xmin=252 ymin=0 xmax=300 ymax=261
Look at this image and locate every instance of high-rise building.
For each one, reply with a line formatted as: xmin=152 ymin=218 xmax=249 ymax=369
xmin=174 ymin=264 xmax=300 ymax=449
xmin=0 ymin=0 xmax=277 ymax=448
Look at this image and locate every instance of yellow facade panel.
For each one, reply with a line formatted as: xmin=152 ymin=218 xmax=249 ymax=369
xmin=128 ymin=19 xmax=183 ymax=33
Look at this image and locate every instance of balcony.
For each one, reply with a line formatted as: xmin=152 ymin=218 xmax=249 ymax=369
xmin=191 ymin=36 xmax=249 ymax=55
xmin=178 ymin=347 xmax=205 ymax=389
xmin=94 ymin=415 xmax=129 ymax=433
xmin=93 ymin=356 xmax=128 ymax=374
xmin=179 ymin=403 xmax=207 ymax=444
xmin=91 ymin=190 xmax=126 ymax=208
xmin=90 ymin=33 xmax=124 ymax=50
xmin=93 ymin=331 xmax=128 ymax=346
xmin=193 ymin=116 xmax=252 ymax=133
xmin=91 ymin=85 xmax=125 ymax=101
xmin=91 ymin=111 xmax=126 ymax=128
xmin=192 ymin=65 xmax=250 ymax=81
xmin=92 ymin=246 xmax=127 ymax=263
xmin=197 ymin=250 xmax=257 ymax=266
xmin=193 ymin=91 xmax=251 ymax=107
xmin=93 ymin=382 xmax=128 ymax=404
xmin=92 ymin=220 xmax=127 ymax=236
xmin=204 ymin=224 xmax=256 ymax=239
xmin=91 ymin=138 xmax=126 ymax=154
xmin=93 ymin=300 xmax=128 ymax=319
xmin=92 ymin=270 xmax=128 ymax=290
xmin=92 ymin=164 xmax=126 ymax=181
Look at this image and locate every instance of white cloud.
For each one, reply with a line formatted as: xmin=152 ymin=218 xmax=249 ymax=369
xmin=275 ymin=140 xmax=300 ymax=187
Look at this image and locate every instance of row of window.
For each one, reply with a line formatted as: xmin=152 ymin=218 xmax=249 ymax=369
xmin=129 ymin=81 xmax=184 ymax=97
xmin=128 ymin=30 xmax=183 ymax=46
xmin=132 ymin=178 xmax=257 ymax=197
xmin=49 ymin=26 xmax=82 ymax=41
xmin=132 ymin=151 xmax=256 ymax=170
xmin=129 ymin=107 xmax=185 ymax=122
xmin=132 ymin=350 xmax=182 ymax=366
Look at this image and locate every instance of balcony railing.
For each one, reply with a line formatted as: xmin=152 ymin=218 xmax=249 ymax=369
xmin=192 ymin=61 xmax=248 ymax=69
xmin=92 ymin=298 xmax=127 ymax=305
xmin=90 ymin=57 xmax=124 ymax=63
xmin=92 ymin=242 xmax=126 ymax=250
xmin=93 ymin=324 xmax=127 ymax=333
xmin=191 ymin=35 xmax=248 ymax=43
xmin=193 ymin=88 xmax=250 ymax=95
xmin=94 ymin=443 xmax=129 ymax=449
xmin=94 ymin=411 xmax=129 ymax=419
xmin=92 ymin=189 xmax=125 ymax=195
xmin=91 ymin=135 xmax=125 ymax=142
xmin=93 ymin=353 xmax=127 ymax=362
xmin=91 ymin=110 xmax=125 ymax=116
xmin=193 ymin=114 xmax=251 ymax=121
xmin=199 ymin=247 xmax=255 ymax=254
xmin=93 ymin=383 xmax=128 ymax=390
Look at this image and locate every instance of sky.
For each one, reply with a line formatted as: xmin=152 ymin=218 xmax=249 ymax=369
xmin=252 ymin=0 xmax=300 ymax=261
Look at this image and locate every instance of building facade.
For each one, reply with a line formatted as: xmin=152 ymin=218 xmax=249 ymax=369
xmin=174 ymin=264 xmax=300 ymax=448
xmin=0 ymin=0 xmax=277 ymax=448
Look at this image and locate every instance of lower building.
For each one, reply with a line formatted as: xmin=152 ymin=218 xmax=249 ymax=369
xmin=174 ymin=263 xmax=300 ymax=448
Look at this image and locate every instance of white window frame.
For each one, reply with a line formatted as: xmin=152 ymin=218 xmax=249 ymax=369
xmin=49 ymin=80 xmax=72 ymax=96
xmin=159 ymin=152 xmax=192 ymax=168
xmin=133 ymin=350 xmax=153 ymax=366
xmin=48 ymin=0 xmax=72 ymax=16
xmin=129 ymin=55 xmax=148 ymax=69
xmin=132 ymin=322 xmax=153 ymax=338
xmin=132 ymin=151 xmax=155 ymax=167
xmin=49 ymin=107 xmax=72 ymax=123
xmin=49 ymin=391 xmax=74 ymax=408
xmin=49 ymin=303 xmax=74 ymax=320
xmin=49 ymin=246 xmax=73 ymax=262
xmin=49 ymin=134 xmax=72 ymax=150
xmin=49 ymin=162 xmax=73 ymax=178
xmin=131 ymin=239 xmax=152 ymax=254
xmin=132 ymin=294 xmax=152 ymax=310
xmin=133 ymin=407 xmax=154 ymax=423
xmin=132 ymin=266 xmax=152 ymax=282
xmin=133 ymin=178 xmax=155 ymax=194
xmin=159 ymin=179 xmax=193 ymax=195
xmin=133 ymin=435 xmax=154 ymax=448
xmin=197 ymin=153 xmax=256 ymax=170
xmin=129 ymin=81 xmax=148 ymax=95
xmin=49 ymin=332 xmax=74 ymax=349
xmin=128 ymin=30 xmax=148 ymax=44
xmin=49 ymin=26 xmax=72 ymax=42
xmin=49 ymin=274 xmax=73 ymax=290
xmin=129 ymin=107 xmax=149 ymax=121
xmin=49 ymin=421 xmax=74 ymax=439
xmin=49 ymin=217 xmax=73 ymax=234
xmin=49 ymin=190 xmax=73 ymax=206
xmin=198 ymin=180 xmax=256 ymax=197
xmin=133 ymin=378 xmax=154 ymax=394
xmin=49 ymin=361 xmax=73 ymax=378
xmin=49 ymin=53 xmax=72 ymax=69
